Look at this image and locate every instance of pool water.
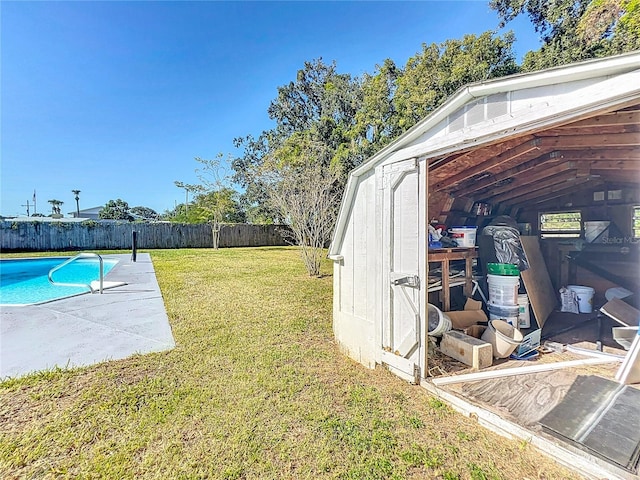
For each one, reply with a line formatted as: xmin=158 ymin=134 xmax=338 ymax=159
xmin=0 ymin=257 xmax=118 ymax=306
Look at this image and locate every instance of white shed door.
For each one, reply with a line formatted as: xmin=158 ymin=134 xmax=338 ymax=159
xmin=380 ymin=159 xmax=422 ymax=383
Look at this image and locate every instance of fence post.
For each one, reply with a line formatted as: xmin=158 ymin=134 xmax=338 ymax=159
xmin=131 ymin=230 xmax=137 ymax=262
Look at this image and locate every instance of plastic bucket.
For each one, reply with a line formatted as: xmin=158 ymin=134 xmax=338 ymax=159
xmin=427 ymin=304 xmax=452 ymax=337
xmin=567 ymin=285 xmax=595 ymax=313
xmin=481 ymin=319 xmax=524 ymax=359
xmin=488 ymin=303 xmax=520 ymax=328
xmin=517 ymin=294 xmax=530 ymax=329
xmin=487 ymin=274 xmax=520 ymax=305
xmin=450 ymin=227 xmax=477 ymax=248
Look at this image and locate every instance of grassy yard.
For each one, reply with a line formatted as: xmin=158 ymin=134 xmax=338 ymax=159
xmin=0 ymin=247 xmax=579 ymax=479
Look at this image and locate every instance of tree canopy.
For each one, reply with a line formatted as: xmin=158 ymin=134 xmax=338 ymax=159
xmin=231 ymin=31 xmax=519 ymax=226
xmin=99 ymin=199 xmax=133 ymax=221
xmin=490 ymin=0 xmax=640 ymax=70
xmin=130 ymin=206 xmax=159 ymax=221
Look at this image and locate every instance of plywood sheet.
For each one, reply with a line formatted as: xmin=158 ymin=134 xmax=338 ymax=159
xmin=520 ymin=236 xmax=558 ymax=328
xmin=460 ymin=369 xmax=578 ymax=426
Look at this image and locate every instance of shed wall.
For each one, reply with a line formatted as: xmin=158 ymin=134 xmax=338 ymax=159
xmin=333 ymin=170 xmax=379 ymax=368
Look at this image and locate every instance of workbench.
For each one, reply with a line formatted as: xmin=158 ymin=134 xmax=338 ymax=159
xmin=428 ymin=247 xmax=478 ymax=311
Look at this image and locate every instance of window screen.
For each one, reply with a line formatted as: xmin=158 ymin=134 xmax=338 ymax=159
xmin=540 ymin=211 xmax=581 ymax=238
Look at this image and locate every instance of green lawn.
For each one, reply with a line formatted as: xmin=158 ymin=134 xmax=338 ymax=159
xmin=0 ymin=247 xmax=579 ymax=479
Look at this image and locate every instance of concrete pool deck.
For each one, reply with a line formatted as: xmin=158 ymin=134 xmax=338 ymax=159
xmin=1 ymin=253 xmax=175 ymax=379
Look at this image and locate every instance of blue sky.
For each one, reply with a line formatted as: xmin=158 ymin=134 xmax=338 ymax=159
xmin=1 ymin=1 xmax=540 ymax=217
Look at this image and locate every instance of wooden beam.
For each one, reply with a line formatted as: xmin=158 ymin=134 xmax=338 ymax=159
xmin=450 ymin=151 xmax=559 ymax=198
xmin=553 ymin=110 xmax=640 ymax=129
xmin=557 ymin=148 xmax=640 ymax=161
xmin=536 ymin=133 xmax=640 ymax=148
xmin=513 ymin=178 xmax=599 ymax=209
xmin=586 ymin=160 xmax=640 ymax=170
xmin=486 ymin=169 xmax=578 ymax=204
xmin=430 ymin=138 xmax=541 ymax=191
xmin=466 ymin=159 xmax=566 ymax=199
xmin=542 ymin=125 xmax=640 ymax=136
xmin=591 ymin=170 xmax=640 ymax=183
xmin=439 ymin=331 xmax=492 ymax=370
xmin=429 ymin=136 xmax=535 ymax=188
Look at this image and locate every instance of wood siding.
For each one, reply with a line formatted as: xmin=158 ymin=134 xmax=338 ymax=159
xmin=0 ymin=222 xmax=290 ymax=251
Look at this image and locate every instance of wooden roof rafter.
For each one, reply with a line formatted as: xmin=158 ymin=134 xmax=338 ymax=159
xmin=429 ymin=136 xmax=540 ymax=191
xmin=450 ymin=151 xmax=562 ymax=198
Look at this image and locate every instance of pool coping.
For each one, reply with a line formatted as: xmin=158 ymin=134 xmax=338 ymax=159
xmin=0 ymin=253 xmax=175 ymax=379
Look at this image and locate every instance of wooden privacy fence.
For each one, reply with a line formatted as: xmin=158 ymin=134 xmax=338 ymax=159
xmin=0 ymin=221 xmax=291 ymax=252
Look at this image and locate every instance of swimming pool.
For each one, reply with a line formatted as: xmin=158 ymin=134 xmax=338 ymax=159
xmin=0 ymin=256 xmax=119 ymax=306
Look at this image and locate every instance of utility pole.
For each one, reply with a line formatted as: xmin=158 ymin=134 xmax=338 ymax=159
xmin=21 ymin=200 xmax=31 ymax=217
xmin=174 ymin=181 xmax=190 ymax=215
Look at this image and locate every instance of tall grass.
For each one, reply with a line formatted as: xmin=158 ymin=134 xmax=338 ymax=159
xmin=0 ymin=248 xmax=579 ymax=479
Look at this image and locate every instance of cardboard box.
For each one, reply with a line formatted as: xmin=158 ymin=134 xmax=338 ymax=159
xmin=446 ymin=298 xmax=488 ymax=329
xmin=464 ymin=325 xmax=487 ymax=339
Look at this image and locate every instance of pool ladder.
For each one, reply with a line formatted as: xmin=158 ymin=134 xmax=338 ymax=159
xmin=48 ymin=253 xmax=104 ymax=294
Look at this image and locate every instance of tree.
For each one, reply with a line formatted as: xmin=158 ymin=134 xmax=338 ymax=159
xmin=130 ymin=206 xmax=159 ymax=221
xmin=263 ymin=156 xmax=340 ymax=277
xmin=175 ymin=155 xmax=245 ymax=248
xmin=99 ymin=199 xmax=133 ymax=221
xmin=71 ymin=189 xmax=81 ymax=217
xmin=47 ymin=199 xmax=63 ymax=217
xmin=232 ymin=58 xmax=363 ymax=223
xmin=349 ymin=59 xmax=401 ymax=161
xmin=490 ymin=0 xmax=640 ymax=71
xmin=232 ymin=133 xmax=282 ymax=224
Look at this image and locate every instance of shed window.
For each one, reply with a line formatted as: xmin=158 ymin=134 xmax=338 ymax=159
xmin=540 ymin=211 xmax=581 ymax=238
xmin=633 ymin=206 xmax=640 ymax=239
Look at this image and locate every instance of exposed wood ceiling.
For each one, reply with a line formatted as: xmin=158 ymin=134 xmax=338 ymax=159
xmin=428 ymin=103 xmax=640 ymax=213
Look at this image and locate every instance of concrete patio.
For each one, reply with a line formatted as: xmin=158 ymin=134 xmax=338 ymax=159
xmin=0 ymin=253 xmax=175 ymax=379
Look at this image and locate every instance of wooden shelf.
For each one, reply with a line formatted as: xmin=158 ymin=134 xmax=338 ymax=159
xmin=428 ymin=247 xmax=478 ymax=311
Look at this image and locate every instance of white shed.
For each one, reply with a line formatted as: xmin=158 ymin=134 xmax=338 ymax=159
xmin=328 ymin=52 xmax=640 ymax=383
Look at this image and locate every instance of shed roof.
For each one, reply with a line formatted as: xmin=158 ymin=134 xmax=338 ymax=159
xmin=329 ymin=52 xmax=640 ymax=257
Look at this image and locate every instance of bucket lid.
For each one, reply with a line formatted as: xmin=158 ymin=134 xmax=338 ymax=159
xmin=487 ymin=263 xmax=519 ymax=276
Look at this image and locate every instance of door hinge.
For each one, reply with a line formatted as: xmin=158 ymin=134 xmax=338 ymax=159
xmin=391 ymin=274 xmax=420 ymax=288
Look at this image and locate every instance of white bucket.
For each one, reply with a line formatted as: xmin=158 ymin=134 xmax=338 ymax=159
xmin=488 ymin=303 xmax=520 ymax=329
xmin=427 ymin=303 xmax=451 ymax=337
xmin=568 ymin=285 xmax=595 ymax=313
xmin=487 ymin=274 xmax=519 ymax=306
xmin=481 ymin=319 xmax=524 ymax=359
xmin=450 ymin=226 xmax=477 ymax=248
xmin=517 ymin=294 xmax=530 ymax=329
